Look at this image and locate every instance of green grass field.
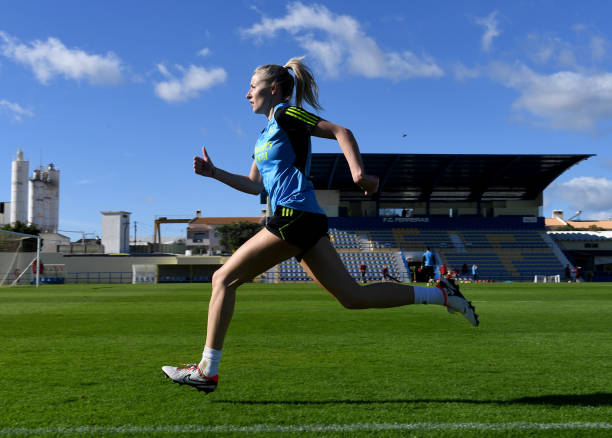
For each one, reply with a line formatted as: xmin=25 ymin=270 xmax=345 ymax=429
xmin=1 ymin=282 xmax=611 ymax=437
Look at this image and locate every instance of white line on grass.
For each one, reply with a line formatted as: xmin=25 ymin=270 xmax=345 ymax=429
xmin=2 ymin=422 xmax=612 ymax=435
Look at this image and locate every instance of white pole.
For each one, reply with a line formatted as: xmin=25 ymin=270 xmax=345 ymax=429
xmin=36 ymin=235 xmax=40 ymax=288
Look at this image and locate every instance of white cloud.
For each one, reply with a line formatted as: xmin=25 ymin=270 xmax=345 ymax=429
xmin=197 ymin=48 xmax=210 ymax=57
xmin=590 ymin=210 xmax=612 ymax=220
xmin=527 ymin=34 xmax=576 ymax=68
xmin=523 ymin=32 xmax=609 ymax=69
xmin=0 ymin=99 xmax=34 ymax=121
xmin=475 ymin=11 xmax=501 ymax=52
xmin=156 ymin=63 xmax=172 ymax=78
xmin=551 ymin=177 xmax=612 ymax=216
xmin=488 ymin=62 xmax=612 ymax=132
xmin=0 ymin=31 xmax=122 ymax=85
xmin=241 ymin=2 xmax=443 ymax=80
xmin=154 ymin=64 xmax=227 ymax=102
xmin=525 ymin=34 xmax=558 ymax=65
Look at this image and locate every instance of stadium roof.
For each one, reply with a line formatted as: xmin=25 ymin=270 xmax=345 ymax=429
xmin=309 ymin=153 xmax=593 ymax=202
xmin=546 ymin=217 xmax=612 ymax=230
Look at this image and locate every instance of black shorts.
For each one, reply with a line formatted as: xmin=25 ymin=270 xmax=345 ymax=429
xmin=265 ymin=206 xmax=329 ymax=261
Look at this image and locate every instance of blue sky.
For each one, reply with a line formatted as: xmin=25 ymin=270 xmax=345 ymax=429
xmin=2 ymin=1 xmax=612 ymax=240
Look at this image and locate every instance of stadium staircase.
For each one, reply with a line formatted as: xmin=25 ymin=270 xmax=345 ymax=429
xmin=540 ymin=233 xmax=573 ymax=267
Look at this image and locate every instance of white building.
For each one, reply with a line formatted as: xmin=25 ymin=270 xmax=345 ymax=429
xmin=10 ymin=149 xmax=29 ymax=225
xmin=40 ymin=232 xmax=71 ymax=253
xmin=0 ymin=202 xmax=10 ymax=225
xmin=101 ymin=211 xmax=131 ymax=253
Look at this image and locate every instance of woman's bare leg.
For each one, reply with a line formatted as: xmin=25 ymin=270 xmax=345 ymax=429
xmin=206 ymin=228 xmax=300 ymax=349
xmin=300 ymin=237 xmax=415 ymax=308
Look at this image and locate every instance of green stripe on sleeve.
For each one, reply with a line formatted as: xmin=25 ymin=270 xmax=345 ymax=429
xmin=287 ymin=107 xmax=319 ymax=124
xmin=286 ymin=107 xmax=319 ymax=125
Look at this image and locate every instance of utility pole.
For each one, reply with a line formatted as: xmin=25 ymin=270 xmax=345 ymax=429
xmin=133 ymin=221 xmax=138 ymax=244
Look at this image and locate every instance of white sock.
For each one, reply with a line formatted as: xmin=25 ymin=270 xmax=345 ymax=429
xmin=413 ymin=285 xmax=446 ymax=305
xmin=199 ymin=346 xmax=222 ymax=377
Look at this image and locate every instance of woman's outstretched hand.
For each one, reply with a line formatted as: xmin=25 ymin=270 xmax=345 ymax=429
xmin=194 ymin=146 xmax=216 ymax=178
xmin=356 ymin=174 xmax=379 ymax=196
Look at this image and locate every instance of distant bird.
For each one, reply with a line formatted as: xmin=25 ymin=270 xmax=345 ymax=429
xmin=402 ymin=134 xmax=407 ymax=137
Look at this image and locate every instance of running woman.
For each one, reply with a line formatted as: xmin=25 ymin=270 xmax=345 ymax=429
xmin=162 ymin=57 xmax=479 ymax=394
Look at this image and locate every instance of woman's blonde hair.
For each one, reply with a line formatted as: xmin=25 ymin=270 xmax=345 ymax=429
xmin=254 ymin=56 xmax=322 ymax=111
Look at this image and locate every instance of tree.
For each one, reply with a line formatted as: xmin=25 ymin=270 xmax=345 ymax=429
xmin=1 ymin=221 xmax=41 ymax=235
xmin=588 ymin=224 xmax=605 ymax=231
xmin=217 ymin=222 xmax=262 ymax=252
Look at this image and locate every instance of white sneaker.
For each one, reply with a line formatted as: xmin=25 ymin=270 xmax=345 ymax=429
xmin=437 ymin=278 xmax=479 ymax=327
xmin=161 ymin=363 xmax=218 ymax=393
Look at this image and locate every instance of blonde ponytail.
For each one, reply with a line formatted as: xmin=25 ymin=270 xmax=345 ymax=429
xmin=283 ymin=57 xmax=322 ymax=111
xmin=254 ymin=56 xmax=322 ymax=111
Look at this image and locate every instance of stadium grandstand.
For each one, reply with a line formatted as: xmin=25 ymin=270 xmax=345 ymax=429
xmin=262 ymin=153 xmax=605 ymax=283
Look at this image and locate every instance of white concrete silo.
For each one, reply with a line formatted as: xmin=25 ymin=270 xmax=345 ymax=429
xmin=45 ymin=164 xmax=60 ymax=233
xmin=10 ymin=149 xmax=29 ymax=225
xmin=28 ymin=163 xmax=60 ymax=233
xmin=28 ymin=170 xmax=44 ymax=230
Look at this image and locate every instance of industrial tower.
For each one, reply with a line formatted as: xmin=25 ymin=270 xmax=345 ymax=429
xmin=10 ymin=149 xmax=60 ymax=232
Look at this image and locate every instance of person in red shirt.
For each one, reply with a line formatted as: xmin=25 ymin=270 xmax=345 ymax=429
xmin=382 ymin=266 xmax=388 ymax=281
xmin=382 ymin=266 xmax=400 ymax=283
xmin=360 ymin=263 xmax=367 ymax=283
xmin=440 ymin=264 xmax=447 ymax=277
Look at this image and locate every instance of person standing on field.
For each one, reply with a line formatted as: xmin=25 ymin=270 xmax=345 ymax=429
xmin=360 ymin=263 xmax=367 ymax=283
xmin=162 ymin=57 xmax=479 ymax=394
xmin=439 ymin=264 xmax=447 ymax=278
xmin=422 ymin=247 xmax=435 ymax=282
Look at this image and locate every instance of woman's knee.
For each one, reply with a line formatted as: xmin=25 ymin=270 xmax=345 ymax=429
xmin=212 ymin=267 xmax=244 ymax=291
xmin=212 ymin=268 xmax=233 ymax=290
xmin=211 ymin=269 xmax=223 ymax=289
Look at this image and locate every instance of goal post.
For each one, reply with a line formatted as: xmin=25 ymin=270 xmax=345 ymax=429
xmin=534 ymin=274 xmax=561 ymax=283
xmin=132 ymin=264 xmax=158 ymax=284
xmin=0 ymin=229 xmax=41 ymax=287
